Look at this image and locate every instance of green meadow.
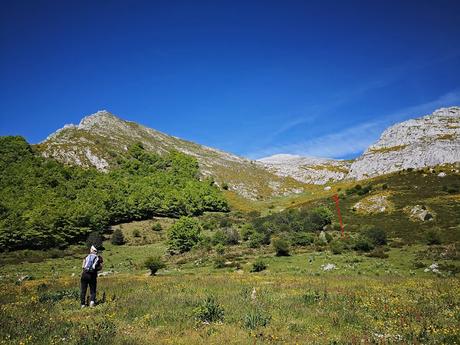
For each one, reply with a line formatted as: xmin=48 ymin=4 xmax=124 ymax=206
xmin=1 ymin=229 xmax=459 ymax=344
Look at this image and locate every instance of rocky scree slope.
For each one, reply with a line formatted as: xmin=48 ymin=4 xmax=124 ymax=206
xmin=257 ymin=154 xmax=351 ymax=185
xmin=37 ymin=111 xmax=306 ymax=200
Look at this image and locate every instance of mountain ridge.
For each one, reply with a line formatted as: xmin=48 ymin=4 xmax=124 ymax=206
xmin=36 ymin=106 xmax=460 ymax=199
xmin=36 ymin=110 xmax=308 ymax=200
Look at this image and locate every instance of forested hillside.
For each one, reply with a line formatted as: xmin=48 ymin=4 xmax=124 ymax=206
xmin=0 ymin=136 xmax=228 ymax=250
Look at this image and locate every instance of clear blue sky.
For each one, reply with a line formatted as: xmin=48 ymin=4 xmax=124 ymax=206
xmin=1 ymin=0 xmax=459 ymax=159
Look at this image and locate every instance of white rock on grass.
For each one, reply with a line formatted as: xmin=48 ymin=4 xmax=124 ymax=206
xmin=321 ymin=263 xmax=336 ymax=271
xmin=424 ymin=263 xmax=441 ymax=274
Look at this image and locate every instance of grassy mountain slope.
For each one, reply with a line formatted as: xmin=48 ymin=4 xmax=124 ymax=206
xmin=36 ymin=111 xmax=308 ymax=200
xmin=286 ymin=165 xmax=460 ymax=243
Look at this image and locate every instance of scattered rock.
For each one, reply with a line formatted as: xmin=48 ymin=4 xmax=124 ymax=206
xmin=324 ymin=186 xmax=331 ymax=191
xmin=319 ymin=231 xmax=328 ymax=244
xmin=404 ymin=205 xmax=435 ymax=222
xmin=352 ymin=193 xmax=394 ymax=214
xmin=17 ymin=275 xmax=32 ymax=283
xmin=98 ymin=270 xmax=114 ymax=277
xmin=321 ymin=263 xmax=336 ymax=271
xmin=424 ymin=263 xmax=441 ymax=274
xmin=437 ymin=172 xmax=446 ymax=177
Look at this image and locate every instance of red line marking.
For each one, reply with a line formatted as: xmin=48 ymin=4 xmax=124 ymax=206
xmin=332 ymin=194 xmax=345 ymax=238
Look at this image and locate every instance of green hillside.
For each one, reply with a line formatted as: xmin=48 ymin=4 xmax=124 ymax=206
xmin=0 ymin=136 xmax=228 ymax=251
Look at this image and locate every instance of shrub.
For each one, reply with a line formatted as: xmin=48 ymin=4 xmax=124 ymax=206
xmin=151 ymin=222 xmax=162 ymax=232
xmin=212 ymin=229 xmax=227 ymax=245
xmin=167 ymin=217 xmax=202 ymax=254
xmin=243 ymin=309 xmax=271 ymax=329
xmin=225 ymin=227 xmax=240 ymax=245
xmin=353 ymin=237 xmax=374 ymax=252
xmin=86 ymin=231 xmax=103 ymax=250
xmin=272 ymin=238 xmax=290 ymax=256
xmin=290 ymin=232 xmax=314 ymax=246
xmin=364 ymin=227 xmax=387 ymax=246
xmin=425 ymin=229 xmax=442 ymax=245
xmin=367 ymin=247 xmax=389 ymax=259
xmin=357 ymin=185 xmax=372 ymax=195
xmin=213 ymin=256 xmax=226 ymax=269
xmin=144 ymin=255 xmax=166 ymax=276
xmin=248 ymin=232 xmax=267 ymax=248
xmin=133 ymin=229 xmax=141 ymax=238
xmin=193 ymin=296 xmax=224 ymax=323
xmin=251 ymin=258 xmax=267 ymax=272
xmin=240 ymin=224 xmax=255 ymax=241
xmin=111 ymin=229 xmax=125 ymax=245
xmin=330 ymin=240 xmax=344 ymax=255
xmin=215 ymin=243 xmax=225 ymax=255
xmin=309 ymin=207 xmax=334 ymax=230
xmin=302 ymin=290 xmax=322 ymax=304
xmin=219 ymin=217 xmax=232 ymax=228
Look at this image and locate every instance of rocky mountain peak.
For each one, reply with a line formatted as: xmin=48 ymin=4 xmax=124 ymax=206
xmin=348 ymin=106 xmax=460 ymax=179
xmin=78 ymin=110 xmax=118 ymax=128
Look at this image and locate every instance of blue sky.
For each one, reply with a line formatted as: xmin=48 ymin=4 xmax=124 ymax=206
xmin=1 ymin=0 xmax=459 ymax=159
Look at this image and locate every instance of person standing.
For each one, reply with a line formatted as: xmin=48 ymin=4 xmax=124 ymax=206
xmin=80 ymin=245 xmax=103 ymax=308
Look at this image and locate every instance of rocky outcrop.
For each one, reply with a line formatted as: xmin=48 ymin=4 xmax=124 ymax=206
xmin=348 ymin=107 xmax=460 ymax=179
xmin=257 ymin=154 xmax=351 ymax=185
xmin=38 ymin=111 xmax=306 ymax=199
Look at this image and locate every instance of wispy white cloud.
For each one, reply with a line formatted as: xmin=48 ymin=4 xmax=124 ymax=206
xmin=253 ymin=52 xmax=460 ymax=150
xmin=246 ymin=89 xmax=460 ymax=159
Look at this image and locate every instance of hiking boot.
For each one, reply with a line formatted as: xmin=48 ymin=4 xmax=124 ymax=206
xmin=89 ymin=301 xmax=95 ymax=307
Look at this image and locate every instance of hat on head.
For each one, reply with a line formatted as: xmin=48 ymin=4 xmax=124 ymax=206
xmin=90 ymin=245 xmax=98 ymax=253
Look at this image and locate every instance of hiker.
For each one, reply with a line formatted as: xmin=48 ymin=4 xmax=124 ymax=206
xmin=80 ymin=245 xmax=103 ymax=308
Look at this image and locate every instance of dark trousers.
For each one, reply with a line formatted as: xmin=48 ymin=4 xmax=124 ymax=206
xmin=80 ymin=271 xmax=97 ymax=305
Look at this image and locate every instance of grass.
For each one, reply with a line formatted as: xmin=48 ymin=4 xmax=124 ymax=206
xmin=368 ymin=145 xmax=407 ymax=154
xmin=1 ymin=168 xmax=459 ymax=344
xmin=1 ymin=236 xmax=459 ymax=344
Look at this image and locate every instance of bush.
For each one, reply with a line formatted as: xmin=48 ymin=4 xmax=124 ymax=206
xmin=144 ymin=255 xmax=166 ymax=275
xmin=111 ymin=229 xmax=125 ymax=245
xmin=290 ymin=232 xmax=314 ymax=246
xmin=213 ymin=256 xmax=226 ymax=269
xmin=425 ymin=229 xmax=442 ymax=245
xmin=248 ymin=232 xmax=267 ymax=248
xmin=353 ymin=237 xmax=374 ymax=252
xmin=193 ymin=296 xmax=224 ymax=323
xmin=309 ymin=207 xmax=334 ymax=230
xmin=272 ymin=238 xmax=290 ymax=256
xmin=86 ymin=231 xmax=103 ymax=250
xmin=364 ymin=227 xmax=387 ymax=246
xmin=243 ymin=309 xmax=271 ymax=329
xmin=151 ymin=222 xmax=162 ymax=231
xmin=330 ymin=240 xmax=344 ymax=255
xmin=367 ymin=247 xmax=389 ymax=259
xmin=167 ymin=217 xmax=202 ymax=254
xmin=240 ymin=224 xmax=255 ymax=241
xmin=251 ymin=258 xmax=267 ymax=272
xmin=133 ymin=229 xmax=141 ymax=238
xmin=215 ymin=243 xmax=225 ymax=255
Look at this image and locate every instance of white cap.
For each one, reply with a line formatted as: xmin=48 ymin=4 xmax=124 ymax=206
xmin=90 ymin=245 xmax=98 ymax=253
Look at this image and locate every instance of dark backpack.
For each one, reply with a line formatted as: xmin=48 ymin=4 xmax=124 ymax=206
xmin=95 ymin=255 xmax=103 ymax=271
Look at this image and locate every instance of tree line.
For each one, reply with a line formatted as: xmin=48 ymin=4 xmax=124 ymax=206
xmin=0 ymin=136 xmax=228 ymax=250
